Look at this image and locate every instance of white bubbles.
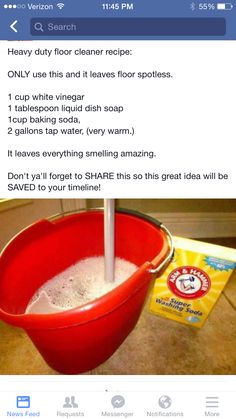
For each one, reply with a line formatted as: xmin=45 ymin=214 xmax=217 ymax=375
xmin=26 ymin=256 xmax=138 ymax=314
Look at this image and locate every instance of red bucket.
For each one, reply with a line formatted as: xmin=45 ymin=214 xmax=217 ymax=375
xmin=0 ymin=209 xmax=173 ymax=374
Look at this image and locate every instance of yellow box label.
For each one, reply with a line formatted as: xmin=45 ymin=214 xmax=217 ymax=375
xmin=149 ymin=237 xmax=236 ymax=328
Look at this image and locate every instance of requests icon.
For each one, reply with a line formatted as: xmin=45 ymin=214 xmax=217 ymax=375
xmin=63 ymin=396 xmax=78 ymax=408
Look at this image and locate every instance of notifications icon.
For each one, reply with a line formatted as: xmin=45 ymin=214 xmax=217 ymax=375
xmin=111 ymin=395 xmax=125 ymax=409
xmin=158 ymin=395 xmax=172 ymax=409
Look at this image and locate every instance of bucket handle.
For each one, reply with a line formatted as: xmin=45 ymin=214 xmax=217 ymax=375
xmin=148 ymin=223 xmax=174 ymax=275
xmin=114 ymin=208 xmax=174 ymax=274
xmin=47 ymin=207 xmax=174 ymax=275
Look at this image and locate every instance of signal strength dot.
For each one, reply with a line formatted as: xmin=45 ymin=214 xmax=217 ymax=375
xmin=4 ymin=4 xmax=17 ymax=8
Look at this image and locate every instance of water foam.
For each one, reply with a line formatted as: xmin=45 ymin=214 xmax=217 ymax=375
xmin=26 ymin=256 xmax=138 ymax=314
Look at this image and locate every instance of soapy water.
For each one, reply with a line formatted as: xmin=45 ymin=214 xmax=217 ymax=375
xmin=26 ymin=256 xmax=138 ymax=314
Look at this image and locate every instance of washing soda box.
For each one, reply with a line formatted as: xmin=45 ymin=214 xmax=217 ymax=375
xmin=149 ymin=236 xmax=236 ymax=328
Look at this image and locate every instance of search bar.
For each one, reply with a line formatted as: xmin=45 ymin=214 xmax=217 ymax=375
xmin=31 ymin=18 xmax=226 ymax=37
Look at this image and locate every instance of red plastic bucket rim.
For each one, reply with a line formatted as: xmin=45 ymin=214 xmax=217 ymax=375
xmin=45 ymin=207 xmax=174 ymax=275
xmin=0 ymin=208 xmax=174 ymax=329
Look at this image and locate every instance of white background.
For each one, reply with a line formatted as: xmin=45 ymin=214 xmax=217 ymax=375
xmin=0 ymin=40 xmax=235 ymax=197
xmin=0 ymin=375 xmax=236 ymax=418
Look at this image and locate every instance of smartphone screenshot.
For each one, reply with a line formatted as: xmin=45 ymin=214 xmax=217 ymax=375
xmin=0 ymin=0 xmax=235 ymax=417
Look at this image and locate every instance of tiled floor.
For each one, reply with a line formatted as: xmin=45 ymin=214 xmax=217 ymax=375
xmin=0 ymin=238 xmax=235 ymax=375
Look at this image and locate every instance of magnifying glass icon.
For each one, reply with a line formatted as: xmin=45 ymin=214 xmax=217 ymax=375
xmin=34 ymin=22 xmax=44 ymax=32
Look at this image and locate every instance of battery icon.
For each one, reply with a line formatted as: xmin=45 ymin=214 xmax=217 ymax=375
xmin=217 ymin=3 xmax=233 ymax=9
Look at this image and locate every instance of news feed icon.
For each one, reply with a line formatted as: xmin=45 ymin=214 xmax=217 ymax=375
xmin=16 ymin=396 xmax=30 ymax=408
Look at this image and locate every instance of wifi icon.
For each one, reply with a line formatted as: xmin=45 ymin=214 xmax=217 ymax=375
xmin=57 ymin=3 xmax=65 ymax=9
